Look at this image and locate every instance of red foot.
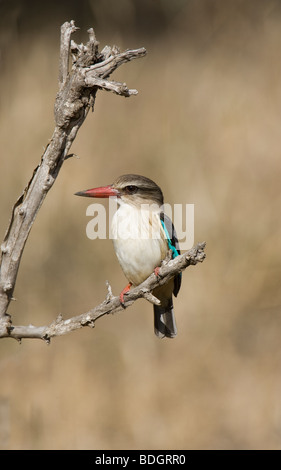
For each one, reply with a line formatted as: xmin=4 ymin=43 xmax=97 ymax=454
xmin=119 ymin=282 xmax=132 ymax=307
xmin=154 ymin=267 xmax=161 ymax=278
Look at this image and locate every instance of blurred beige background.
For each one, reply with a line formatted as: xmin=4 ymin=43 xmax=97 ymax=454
xmin=1 ymin=0 xmax=281 ymax=450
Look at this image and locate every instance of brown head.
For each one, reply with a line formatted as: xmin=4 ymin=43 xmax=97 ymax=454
xmin=75 ymin=174 xmax=164 ymax=207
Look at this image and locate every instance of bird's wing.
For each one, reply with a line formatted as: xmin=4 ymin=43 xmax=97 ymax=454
xmin=160 ymin=212 xmax=182 ymax=297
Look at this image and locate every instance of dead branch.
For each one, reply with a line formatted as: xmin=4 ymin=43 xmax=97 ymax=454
xmin=0 ymin=242 xmax=206 ymax=341
xmin=0 ymin=21 xmax=146 ymax=330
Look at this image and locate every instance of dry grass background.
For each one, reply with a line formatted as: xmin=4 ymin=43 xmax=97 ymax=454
xmin=1 ymin=0 xmax=281 ymax=450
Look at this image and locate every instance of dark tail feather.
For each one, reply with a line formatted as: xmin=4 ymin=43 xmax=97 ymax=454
xmin=153 ymin=299 xmax=177 ymax=339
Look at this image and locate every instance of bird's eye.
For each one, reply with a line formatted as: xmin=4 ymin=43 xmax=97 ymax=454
xmin=125 ymin=185 xmax=138 ymax=194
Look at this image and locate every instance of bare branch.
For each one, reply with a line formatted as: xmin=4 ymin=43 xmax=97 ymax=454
xmin=85 ymin=77 xmax=138 ymax=97
xmin=0 ymin=21 xmax=146 ymax=323
xmin=86 ymin=47 xmax=147 ymax=77
xmin=0 ymin=243 xmax=206 ymax=341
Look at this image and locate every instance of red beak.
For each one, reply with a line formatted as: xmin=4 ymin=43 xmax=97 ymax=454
xmin=75 ymin=185 xmax=119 ymax=198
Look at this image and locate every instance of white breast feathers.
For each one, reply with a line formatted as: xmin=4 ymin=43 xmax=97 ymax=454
xmin=111 ymin=202 xmax=168 ymax=285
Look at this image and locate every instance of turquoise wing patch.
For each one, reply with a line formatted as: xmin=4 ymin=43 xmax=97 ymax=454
xmin=161 ymin=220 xmax=180 ymax=259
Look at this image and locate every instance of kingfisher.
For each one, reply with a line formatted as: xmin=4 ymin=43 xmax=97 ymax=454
xmin=75 ymin=174 xmax=181 ymax=338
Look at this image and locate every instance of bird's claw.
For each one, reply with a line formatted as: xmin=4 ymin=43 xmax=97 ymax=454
xmin=119 ymin=282 xmax=132 ymax=308
xmin=154 ymin=266 xmax=161 ymax=278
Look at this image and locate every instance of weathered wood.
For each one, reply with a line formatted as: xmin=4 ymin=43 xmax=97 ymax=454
xmin=0 ymin=243 xmax=206 ymax=341
xmin=0 ymin=21 xmax=146 ymax=327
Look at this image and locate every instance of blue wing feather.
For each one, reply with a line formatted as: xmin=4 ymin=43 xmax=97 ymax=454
xmin=160 ymin=212 xmax=182 ymax=297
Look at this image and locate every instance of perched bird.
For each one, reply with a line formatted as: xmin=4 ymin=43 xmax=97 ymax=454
xmin=75 ymin=174 xmax=181 ymax=338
